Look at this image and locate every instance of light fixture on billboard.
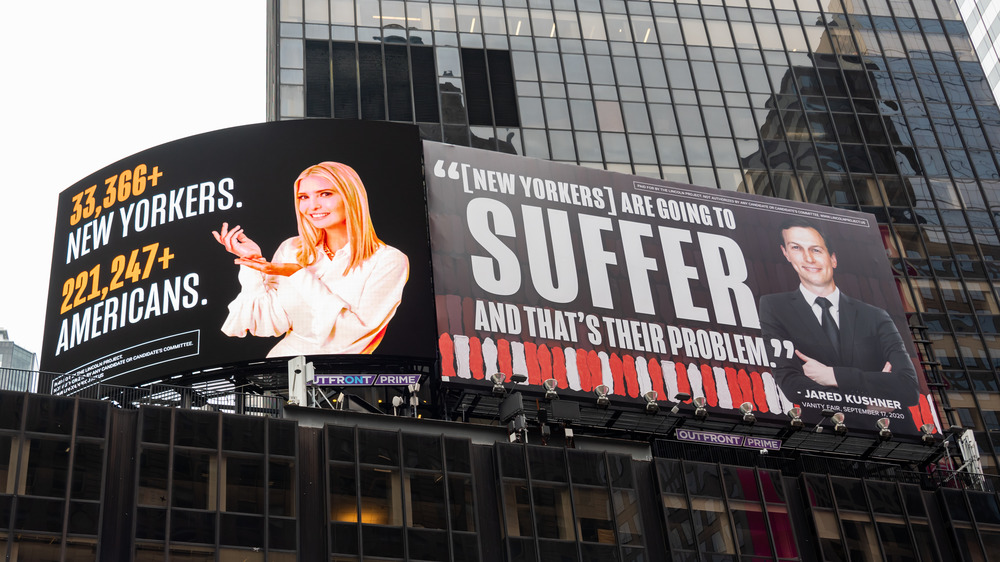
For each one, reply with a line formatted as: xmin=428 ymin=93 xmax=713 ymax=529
xmin=876 ymin=418 xmax=892 ymax=441
xmin=740 ymin=402 xmax=756 ymax=424
xmin=671 ymin=392 xmax=691 ymax=414
xmin=693 ymin=396 xmax=708 ymax=420
xmin=511 ymin=373 xmax=528 ymax=384
xmin=594 ymin=385 xmax=611 ymax=409
xmin=788 ymin=407 xmax=804 ymax=429
xmin=921 ymin=423 xmax=937 ymax=445
xmin=543 ymin=378 xmax=559 ymax=401
xmin=643 ymin=391 xmax=659 ymax=414
xmin=831 ymin=412 xmax=847 ymax=434
xmin=814 ymin=408 xmax=838 ymax=433
xmin=491 ymin=373 xmax=507 ymax=397
xmin=392 ymin=395 xmax=404 ymax=416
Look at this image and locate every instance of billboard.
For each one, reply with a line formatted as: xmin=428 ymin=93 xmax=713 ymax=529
xmin=426 ymin=142 xmax=938 ymax=436
xmin=41 ymin=120 xmax=435 ymax=389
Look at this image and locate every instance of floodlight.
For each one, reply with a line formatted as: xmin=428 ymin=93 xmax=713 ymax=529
xmin=594 ymin=385 xmax=611 ymax=409
xmin=643 ymin=390 xmax=659 ymax=414
xmin=543 ymin=378 xmax=559 ymax=401
xmin=876 ymin=418 xmax=891 ymax=441
xmin=831 ymin=412 xmax=847 ymax=434
xmin=740 ymin=402 xmax=756 ymax=424
xmin=490 ymin=373 xmax=506 ymax=397
xmin=921 ymin=423 xmax=936 ymax=444
xmin=693 ymin=396 xmax=708 ymax=420
xmin=788 ymin=407 xmax=804 ymax=429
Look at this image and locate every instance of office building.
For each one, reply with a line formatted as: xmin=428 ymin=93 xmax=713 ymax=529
xmin=1 ymin=388 xmax=998 ymax=560
xmin=269 ymin=0 xmax=1000 ymax=474
xmin=957 ymin=0 xmax=1000 ymax=102
xmin=0 ymin=329 xmax=36 ymax=393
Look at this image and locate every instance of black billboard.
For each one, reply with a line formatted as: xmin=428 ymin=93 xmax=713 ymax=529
xmin=41 ymin=120 xmax=435 ymax=389
xmin=426 ymin=142 xmax=938 ymax=436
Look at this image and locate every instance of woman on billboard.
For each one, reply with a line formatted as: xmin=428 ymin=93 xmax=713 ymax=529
xmin=212 ymin=161 xmax=409 ymax=357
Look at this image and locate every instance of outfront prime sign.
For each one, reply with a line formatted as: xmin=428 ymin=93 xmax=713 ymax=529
xmin=311 ymin=374 xmax=421 ymax=386
xmin=425 ymin=141 xmax=938 ymax=436
xmin=675 ymin=429 xmax=782 ymax=451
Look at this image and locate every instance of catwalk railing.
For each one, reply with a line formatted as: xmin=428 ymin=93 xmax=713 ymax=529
xmin=0 ymin=367 xmax=283 ymax=417
xmin=654 ymin=436 xmax=997 ymax=492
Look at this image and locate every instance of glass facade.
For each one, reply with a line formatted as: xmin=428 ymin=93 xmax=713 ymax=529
xmin=133 ymin=407 xmax=299 ymax=560
xmin=957 ymin=0 xmax=1000 ymax=103
xmin=271 ymin=0 xmax=1000 ymax=473
xmin=0 ymin=329 xmax=37 ymax=392
xmin=0 ymin=393 xmax=107 ymax=561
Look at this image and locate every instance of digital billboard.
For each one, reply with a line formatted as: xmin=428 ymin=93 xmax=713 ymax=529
xmin=426 ymin=142 xmax=938 ymax=436
xmin=41 ymin=120 xmax=435 ymax=390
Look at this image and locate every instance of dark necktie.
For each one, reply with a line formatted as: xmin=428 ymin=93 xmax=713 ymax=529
xmin=815 ymin=296 xmax=839 ymax=352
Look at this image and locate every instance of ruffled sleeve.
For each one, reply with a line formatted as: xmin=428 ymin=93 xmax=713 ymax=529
xmin=283 ymin=245 xmax=407 ymax=351
xmin=219 ymin=239 xmax=295 ymax=338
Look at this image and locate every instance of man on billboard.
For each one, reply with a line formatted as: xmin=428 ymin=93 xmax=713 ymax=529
xmin=213 ymin=161 xmax=409 ymax=357
xmin=758 ymin=218 xmax=919 ymax=418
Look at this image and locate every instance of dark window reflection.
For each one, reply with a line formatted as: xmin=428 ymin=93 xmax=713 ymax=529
xmin=172 ymin=450 xmax=214 ymax=510
xmin=225 ymin=456 xmax=265 ymax=514
xmin=407 ymin=472 xmax=446 ymax=529
xmin=171 ymin=508 xmax=216 ymax=544
xmin=71 ymin=441 xmax=104 ymax=501
xmin=174 ymin=410 xmax=218 ymax=450
xmin=24 ymin=395 xmax=74 ymax=435
xmin=141 ymin=408 xmax=171 ymax=444
xmin=449 ymin=476 xmax=476 ymax=532
xmin=24 ymin=439 xmax=70 ymax=498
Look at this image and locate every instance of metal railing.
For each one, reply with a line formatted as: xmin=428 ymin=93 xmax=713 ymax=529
xmin=653 ymin=436 xmax=996 ymax=492
xmin=0 ymin=367 xmax=284 ymax=417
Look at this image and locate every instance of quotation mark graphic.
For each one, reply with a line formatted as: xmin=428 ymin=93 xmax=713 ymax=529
xmin=433 ymin=160 xmax=461 ymax=179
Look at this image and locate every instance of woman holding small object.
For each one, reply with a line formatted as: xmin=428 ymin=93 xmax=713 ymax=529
xmin=213 ymin=162 xmax=408 ymax=357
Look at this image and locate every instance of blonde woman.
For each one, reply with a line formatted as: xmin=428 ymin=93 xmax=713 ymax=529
xmin=213 ymin=162 xmax=409 ymax=356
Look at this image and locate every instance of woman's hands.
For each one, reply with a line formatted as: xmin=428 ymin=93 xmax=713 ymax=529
xmin=213 ymin=222 xmax=263 ymax=260
xmin=235 ymin=257 xmax=302 ymax=277
xmin=213 ymin=223 xmax=302 ymax=277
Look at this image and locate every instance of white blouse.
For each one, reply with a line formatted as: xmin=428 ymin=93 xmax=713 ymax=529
xmin=221 ymin=237 xmax=409 ymax=357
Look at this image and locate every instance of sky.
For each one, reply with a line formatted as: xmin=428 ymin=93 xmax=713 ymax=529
xmin=0 ymin=2 xmax=265 ymax=357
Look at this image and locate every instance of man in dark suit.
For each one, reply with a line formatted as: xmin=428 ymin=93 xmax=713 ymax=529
xmin=758 ymin=218 xmax=919 ymax=418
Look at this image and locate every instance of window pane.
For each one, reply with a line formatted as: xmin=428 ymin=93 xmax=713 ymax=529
xmin=359 ymin=467 xmax=402 ymax=525
xmin=534 ymin=484 xmax=575 ymax=539
xmin=406 ymin=472 xmax=446 ymax=529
